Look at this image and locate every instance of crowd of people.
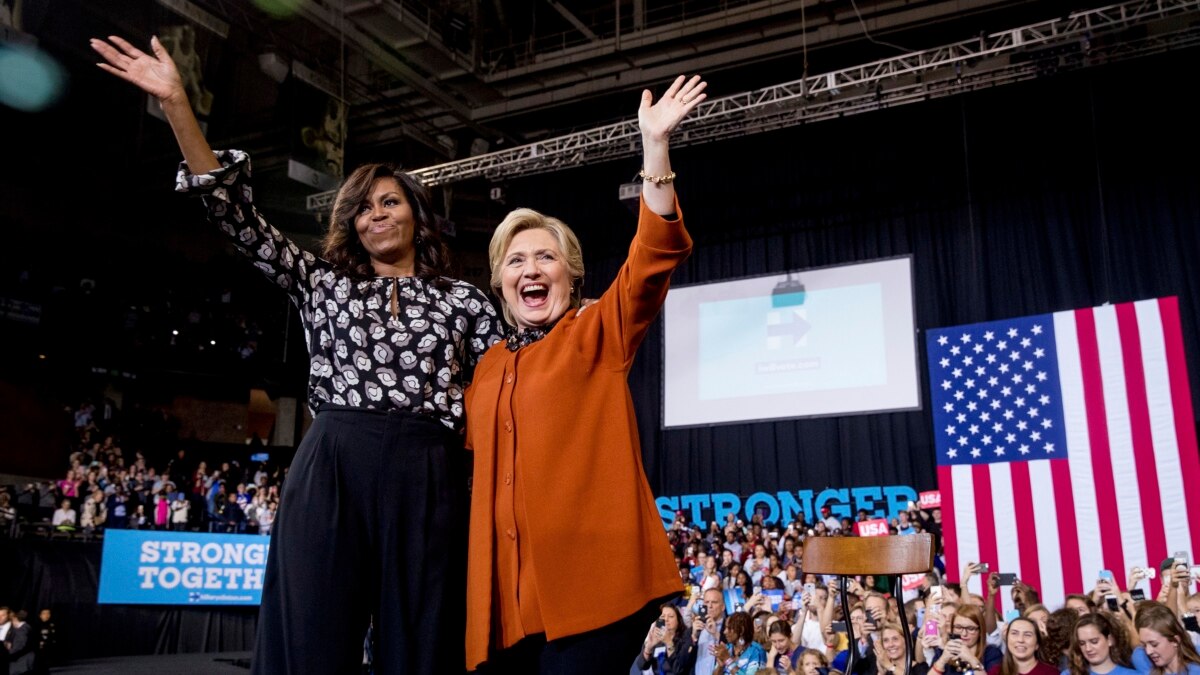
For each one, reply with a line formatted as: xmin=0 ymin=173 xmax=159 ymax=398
xmin=634 ymin=509 xmax=1200 ymax=675
xmin=2 ymin=399 xmax=286 ymax=539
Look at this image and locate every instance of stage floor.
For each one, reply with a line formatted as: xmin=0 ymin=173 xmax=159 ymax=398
xmin=55 ymin=651 xmax=252 ymax=673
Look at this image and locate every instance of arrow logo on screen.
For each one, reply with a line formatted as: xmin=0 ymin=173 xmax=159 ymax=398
xmin=766 ymin=309 xmax=811 ymax=348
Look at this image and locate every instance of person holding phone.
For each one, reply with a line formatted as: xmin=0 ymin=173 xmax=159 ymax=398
xmin=1067 ymin=612 xmax=1137 ymax=675
xmin=636 ymin=604 xmax=698 ymax=675
xmin=931 ymin=605 xmax=1002 ymax=675
xmin=693 ymin=588 xmax=728 ymax=675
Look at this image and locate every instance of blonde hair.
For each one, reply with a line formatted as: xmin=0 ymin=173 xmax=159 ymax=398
xmin=487 ymin=208 xmax=585 ymax=327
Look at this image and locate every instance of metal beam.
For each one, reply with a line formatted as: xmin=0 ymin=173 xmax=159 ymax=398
xmin=414 ymin=0 xmax=1200 ymax=185
xmin=304 ymin=0 xmax=1200 ymax=208
xmin=545 ymin=0 xmax=598 ymax=41
xmin=467 ymin=0 xmax=1037 ymax=121
xmin=296 ymin=0 xmax=506 ymax=142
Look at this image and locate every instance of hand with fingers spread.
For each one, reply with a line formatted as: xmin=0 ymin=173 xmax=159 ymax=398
xmin=91 ymin=35 xmax=186 ymax=105
xmin=638 ymin=74 xmax=707 ymax=143
xmin=89 ymin=35 xmax=217 ymax=173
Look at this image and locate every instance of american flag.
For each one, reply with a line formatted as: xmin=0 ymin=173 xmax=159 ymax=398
xmin=926 ymin=297 xmax=1200 ymax=611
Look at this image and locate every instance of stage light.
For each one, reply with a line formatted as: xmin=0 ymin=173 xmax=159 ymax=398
xmin=172 ymin=330 xmax=179 ymax=336
xmin=772 ymin=276 xmax=806 ymax=307
xmin=210 ymin=340 xmax=217 ymax=345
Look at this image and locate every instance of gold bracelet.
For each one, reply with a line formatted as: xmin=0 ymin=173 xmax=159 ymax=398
xmin=639 ymin=168 xmax=677 ymax=184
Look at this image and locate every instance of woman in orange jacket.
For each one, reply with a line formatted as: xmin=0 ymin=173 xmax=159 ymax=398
xmin=464 ymin=74 xmax=707 ymax=673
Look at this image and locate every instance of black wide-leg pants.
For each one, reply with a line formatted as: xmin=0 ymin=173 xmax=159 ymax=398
xmin=252 ymin=405 xmax=466 ymax=675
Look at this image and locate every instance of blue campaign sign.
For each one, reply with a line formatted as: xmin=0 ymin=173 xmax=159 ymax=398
xmin=98 ymin=530 xmax=270 ymax=606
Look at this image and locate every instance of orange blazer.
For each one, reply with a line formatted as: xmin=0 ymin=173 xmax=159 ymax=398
xmin=463 ymin=197 xmax=691 ymax=670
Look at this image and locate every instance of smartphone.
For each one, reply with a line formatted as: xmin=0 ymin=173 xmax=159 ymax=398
xmin=832 ymin=621 xmax=847 ymax=633
xmin=1145 ymin=567 xmax=1157 ymax=580
xmin=1130 ymin=589 xmax=1147 ymax=602
xmin=916 ymin=608 xmax=926 ymax=627
xmin=804 ymin=583 xmax=816 ymax=596
xmin=1183 ymin=614 xmax=1200 ymax=633
xmin=929 ymin=585 xmax=943 ymax=604
xmin=1004 ymin=609 xmax=1021 ymax=623
xmin=996 ymin=573 xmax=1017 ymax=586
xmin=1105 ymin=594 xmax=1119 ymax=611
xmin=655 ymin=618 xmax=666 ymax=629
xmin=924 ymin=620 xmax=940 ymax=637
xmin=697 ymin=602 xmax=708 ymax=620
xmin=1098 ymin=569 xmax=1115 ymax=583
xmin=1174 ymin=550 xmax=1190 ymax=568
xmin=977 ymin=562 xmax=989 ymax=574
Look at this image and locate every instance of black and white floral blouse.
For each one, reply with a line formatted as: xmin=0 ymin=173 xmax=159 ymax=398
xmin=176 ymin=150 xmax=503 ymax=430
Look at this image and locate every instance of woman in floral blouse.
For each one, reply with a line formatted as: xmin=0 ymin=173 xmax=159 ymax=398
xmin=92 ymin=34 xmax=502 ymax=675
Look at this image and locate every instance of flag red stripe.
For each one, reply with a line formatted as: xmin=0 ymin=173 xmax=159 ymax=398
xmin=939 ymin=464 xmax=960 ymax=583
xmin=1158 ymin=297 xmax=1200 ymax=560
xmin=1115 ymin=303 xmax=1168 ymax=591
xmin=972 ymin=464 xmax=998 ymax=588
xmin=1074 ymin=308 xmax=1126 ymax=577
xmin=1009 ymin=461 xmax=1042 ymax=596
xmin=1050 ymin=453 xmax=1083 ymax=594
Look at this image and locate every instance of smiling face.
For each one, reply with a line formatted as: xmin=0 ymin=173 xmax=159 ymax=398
xmin=500 ymin=228 xmax=573 ymax=331
xmin=882 ymin=628 xmax=906 ymax=662
xmin=1006 ymin=619 xmax=1039 ymax=661
xmin=353 ymin=177 xmax=415 ymax=273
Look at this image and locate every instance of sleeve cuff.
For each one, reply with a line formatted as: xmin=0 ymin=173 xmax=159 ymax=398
xmin=637 ymin=194 xmax=692 ymax=252
xmin=174 ymin=149 xmax=251 ymax=196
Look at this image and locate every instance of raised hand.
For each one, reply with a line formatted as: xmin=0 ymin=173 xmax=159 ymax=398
xmin=91 ymin=36 xmax=185 ymax=104
xmin=638 ymin=74 xmax=707 ymax=143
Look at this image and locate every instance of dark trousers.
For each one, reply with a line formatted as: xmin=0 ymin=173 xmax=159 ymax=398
xmin=475 ymin=597 xmax=666 ymax=675
xmin=252 ymin=406 xmax=465 ymax=675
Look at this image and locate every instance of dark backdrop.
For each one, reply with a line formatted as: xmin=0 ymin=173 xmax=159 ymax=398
xmin=502 ymin=46 xmax=1200 ymax=505
xmin=3 ymin=39 xmax=1197 ymax=664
